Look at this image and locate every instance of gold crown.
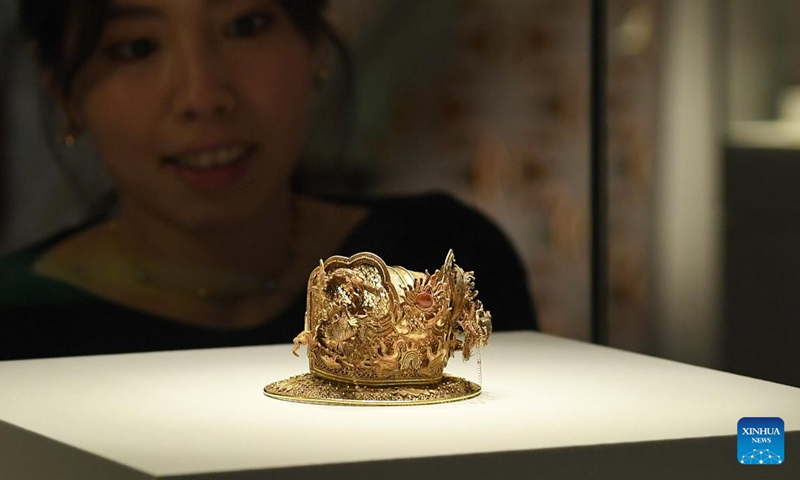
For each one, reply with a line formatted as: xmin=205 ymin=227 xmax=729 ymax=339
xmin=264 ymin=250 xmax=492 ymax=405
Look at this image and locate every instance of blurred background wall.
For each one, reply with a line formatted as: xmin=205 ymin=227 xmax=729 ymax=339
xmin=2 ymin=0 xmax=798 ymax=386
xmin=309 ymin=0 xmax=659 ymax=352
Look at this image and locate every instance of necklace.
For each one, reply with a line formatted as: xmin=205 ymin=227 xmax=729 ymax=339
xmin=108 ymin=220 xmax=297 ymax=300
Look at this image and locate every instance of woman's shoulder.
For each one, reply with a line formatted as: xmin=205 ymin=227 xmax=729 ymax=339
xmin=335 ymin=191 xmax=514 ymax=262
xmin=0 ymin=239 xmax=55 ymax=304
xmin=350 ymin=191 xmax=487 ymax=219
xmin=0 ymin=223 xmax=98 ymax=304
xmin=329 ymin=191 xmax=538 ymax=331
xmin=333 ymin=191 xmax=505 ymax=241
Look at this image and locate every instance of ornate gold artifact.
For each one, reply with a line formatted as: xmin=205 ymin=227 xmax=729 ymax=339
xmin=264 ymin=250 xmax=492 ymax=406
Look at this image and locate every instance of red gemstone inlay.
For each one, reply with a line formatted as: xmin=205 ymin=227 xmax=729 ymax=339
xmin=416 ymin=293 xmax=434 ymax=309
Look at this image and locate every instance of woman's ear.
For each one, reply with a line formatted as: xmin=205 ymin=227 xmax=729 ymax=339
xmin=38 ymin=67 xmax=85 ymax=140
xmin=309 ymin=39 xmax=332 ymax=90
xmin=30 ymin=49 xmax=85 ymax=137
xmin=31 ymin=43 xmax=61 ymax=103
xmin=312 ymin=66 xmax=331 ymax=90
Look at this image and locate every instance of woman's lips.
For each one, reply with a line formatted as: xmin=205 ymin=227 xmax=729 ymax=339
xmin=168 ymin=145 xmax=250 ymax=168
xmin=164 ymin=144 xmax=256 ymax=189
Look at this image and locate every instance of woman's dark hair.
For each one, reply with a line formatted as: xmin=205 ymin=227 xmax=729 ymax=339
xmin=18 ymin=0 xmax=335 ymax=98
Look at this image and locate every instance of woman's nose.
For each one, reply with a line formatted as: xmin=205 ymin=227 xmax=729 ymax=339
xmin=171 ymin=40 xmax=236 ymax=122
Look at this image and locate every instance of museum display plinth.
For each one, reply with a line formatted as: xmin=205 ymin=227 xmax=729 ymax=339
xmin=1 ymin=331 xmax=798 ymax=479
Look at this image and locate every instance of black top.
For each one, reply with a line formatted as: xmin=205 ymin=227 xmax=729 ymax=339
xmin=0 ymin=193 xmax=537 ymax=361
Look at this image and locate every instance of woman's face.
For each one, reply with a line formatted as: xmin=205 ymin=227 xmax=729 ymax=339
xmin=65 ymin=0 xmax=317 ymax=230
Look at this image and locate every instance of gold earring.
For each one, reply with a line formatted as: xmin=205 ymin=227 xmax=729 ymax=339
xmin=313 ymin=67 xmax=331 ymax=89
xmin=62 ymin=132 xmax=77 ymax=148
xmin=57 ymin=123 xmax=78 ymax=148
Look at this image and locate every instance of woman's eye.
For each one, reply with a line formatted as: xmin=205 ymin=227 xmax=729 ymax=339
xmin=225 ymin=12 xmax=275 ymax=38
xmin=105 ymin=39 xmax=158 ymax=62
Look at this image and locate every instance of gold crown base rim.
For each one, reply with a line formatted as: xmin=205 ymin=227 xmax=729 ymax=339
xmin=310 ymin=366 xmax=445 ymax=386
xmin=264 ymin=373 xmax=481 ymax=406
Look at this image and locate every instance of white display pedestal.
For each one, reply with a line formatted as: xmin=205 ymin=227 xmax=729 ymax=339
xmin=1 ymin=332 xmax=797 ymax=479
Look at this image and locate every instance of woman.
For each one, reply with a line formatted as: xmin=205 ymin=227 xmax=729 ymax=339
xmin=0 ymin=0 xmax=536 ymax=360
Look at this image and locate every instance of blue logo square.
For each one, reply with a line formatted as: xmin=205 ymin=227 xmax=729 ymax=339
xmin=738 ymin=417 xmax=784 ymax=465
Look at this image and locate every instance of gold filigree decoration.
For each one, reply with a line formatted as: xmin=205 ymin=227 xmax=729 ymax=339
xmin=291 ymin=250 xmax=492 ymax=386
